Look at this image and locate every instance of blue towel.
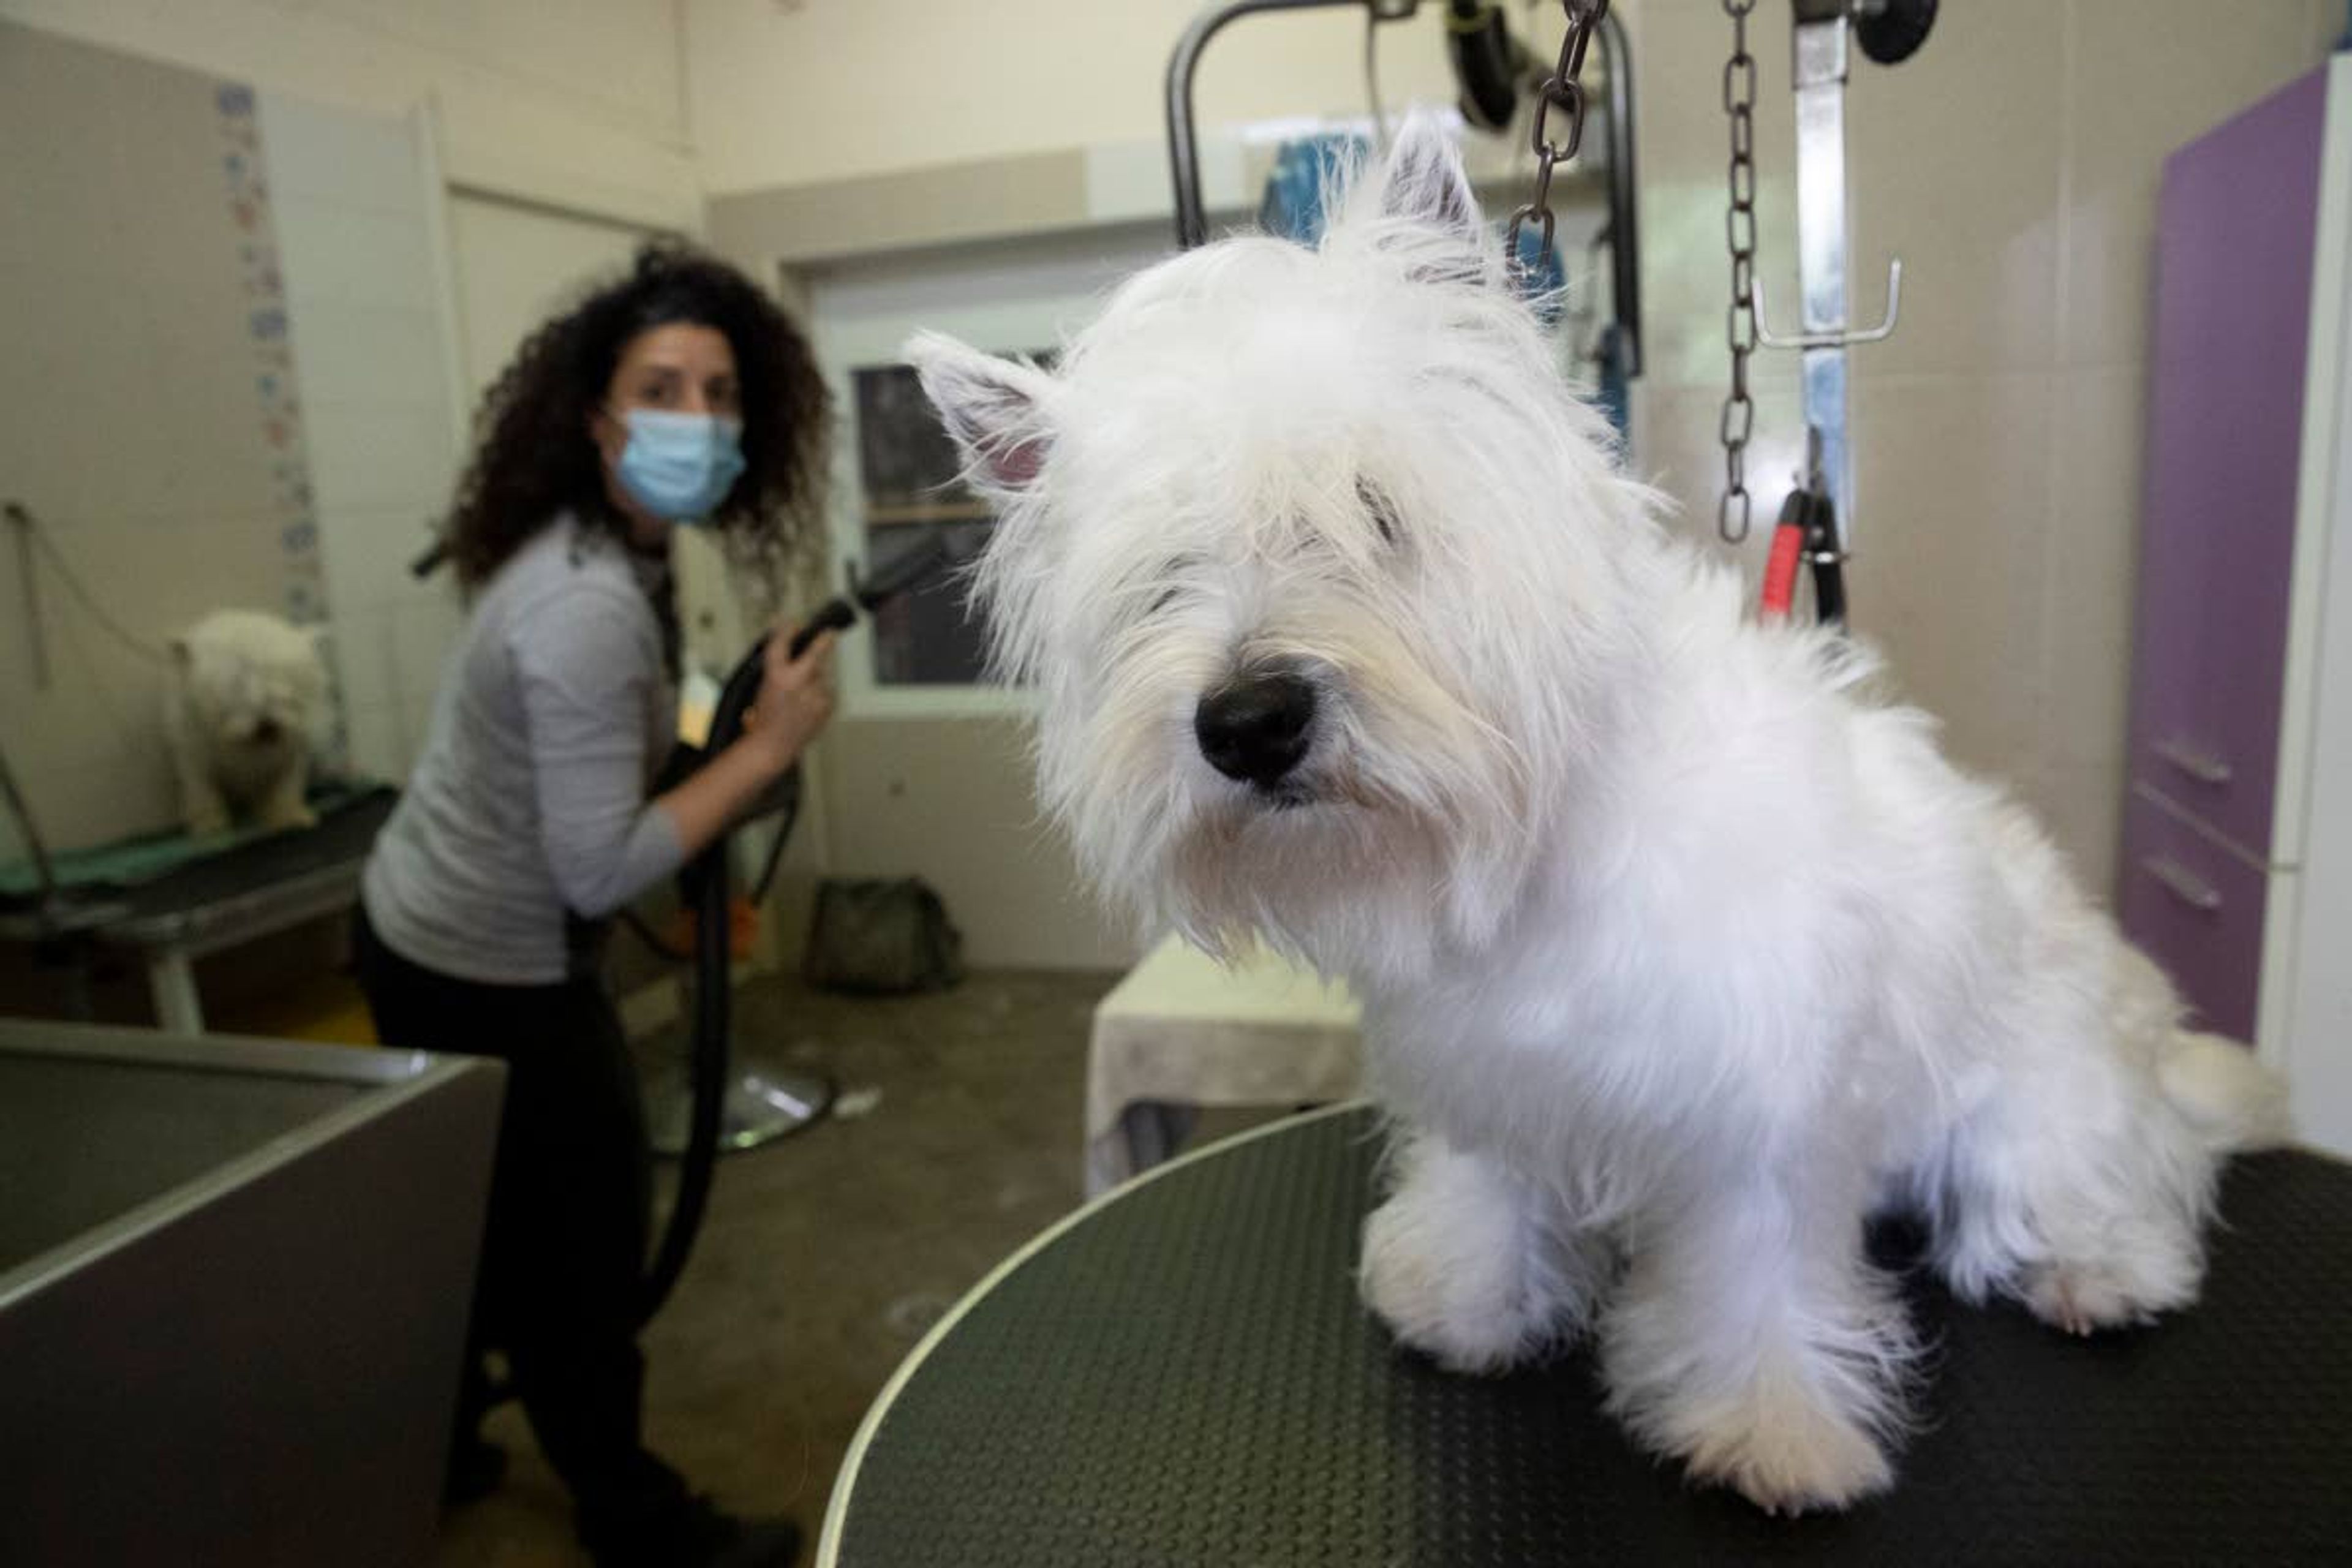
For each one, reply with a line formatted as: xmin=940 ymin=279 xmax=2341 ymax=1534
xmin=1257 ymin=137 xmax=1614 ymax=435
xmin=1260 ymin=134 xmax=1570 ymax=295
xmin=1510 ymin=221 xmax=1568 ymax=323
xmin=1257 ymin=133 xmax=1368 ymax=246
xmin=1591 ymin=322 xmax=1632 ymax=443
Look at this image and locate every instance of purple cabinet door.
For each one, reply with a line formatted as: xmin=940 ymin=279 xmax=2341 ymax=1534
xmin=2117 ymin=790 xmax=2269 ymax=1041
xmin=2123 ymin=70 xmax=2328 ymax=864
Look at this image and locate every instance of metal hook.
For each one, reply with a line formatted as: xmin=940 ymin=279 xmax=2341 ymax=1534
xmin=1754 ymin=257 xmax=1903 ymax=350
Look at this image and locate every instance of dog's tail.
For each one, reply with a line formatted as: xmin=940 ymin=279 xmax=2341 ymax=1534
xmin=2158 ymin=1030 xmax=2293 ymax=1153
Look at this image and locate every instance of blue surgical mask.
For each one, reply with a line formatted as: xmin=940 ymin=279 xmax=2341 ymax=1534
xmin=612 ymin=409 xmax=746 ymax=522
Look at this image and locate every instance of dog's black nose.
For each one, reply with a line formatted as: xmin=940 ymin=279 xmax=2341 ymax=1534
xmin=252 ymin=718 xmax=283 ymax=745
xmin=1195 ymin=669 xmax=1316 ymax=786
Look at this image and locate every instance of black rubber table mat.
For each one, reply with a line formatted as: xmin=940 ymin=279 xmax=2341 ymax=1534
xmin=834 ymin=1106 xmax=2352 ymax=1566
xmin=108 ymin=786 xmax=396 ymax=921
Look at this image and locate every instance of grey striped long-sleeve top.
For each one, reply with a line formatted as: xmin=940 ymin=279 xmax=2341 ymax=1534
xmin=361 ymin=516 xmax=685 ymax=985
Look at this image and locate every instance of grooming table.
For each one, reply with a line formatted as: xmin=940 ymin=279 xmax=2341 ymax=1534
xmin=0 ymin=787 xmax=397 ymax=1033
xmin=823 ymin=1103 xmax=2352 ymax=1567
xmin=1084 ymin=934 xmax=1362 ymax=1195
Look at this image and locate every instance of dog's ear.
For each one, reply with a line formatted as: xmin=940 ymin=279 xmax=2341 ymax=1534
xmin=904 ymin=331 xmax=1055 ymax=495
xmin=1377 ymin=113 xmax=1483 ymax=250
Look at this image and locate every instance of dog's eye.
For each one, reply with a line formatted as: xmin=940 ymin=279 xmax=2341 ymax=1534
xmin=1358 ymin=478 xmax=1401 ymax=548
xmin=1140 ymin=555 xmax=1205 ymax=617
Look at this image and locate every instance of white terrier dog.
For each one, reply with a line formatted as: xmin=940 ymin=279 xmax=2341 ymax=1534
xmin=164 ymin=608 xmax=328 ymax=837
xmin=910 ymin=119 xmax=2287 ymax=1513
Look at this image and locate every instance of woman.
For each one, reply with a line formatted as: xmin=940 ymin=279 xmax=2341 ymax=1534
xmin=354 ymin=244 xmax=832 ymax=1568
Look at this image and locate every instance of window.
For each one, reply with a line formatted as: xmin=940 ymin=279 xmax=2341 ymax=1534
xmin=849 ymin=356 xmax=1049 ymax=688
xmin=804 ymin=221 xmax=1174 ymax=718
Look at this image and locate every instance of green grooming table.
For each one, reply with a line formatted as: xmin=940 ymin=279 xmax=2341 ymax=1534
xmin=823 ymin=1103 xmax=2352 ymax=1567
xmin=1 ymin=785 xmax=398 ymax=1031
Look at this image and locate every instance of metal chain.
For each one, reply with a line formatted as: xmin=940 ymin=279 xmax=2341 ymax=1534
xmin=1718 ymin=0 xmax=1760 ymax=543
xmin=1506 ymin=0 xmax=1611 ymax=269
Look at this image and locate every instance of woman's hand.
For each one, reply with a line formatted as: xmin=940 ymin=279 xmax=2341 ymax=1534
xmin=739 ymin=624 xmax=836 ymax=772
xmin=652 ymin=625 xmax=834 ymax=863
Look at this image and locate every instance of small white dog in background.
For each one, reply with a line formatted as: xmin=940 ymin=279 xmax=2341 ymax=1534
xmin=165 ymin=608 xmax=328 ymax=837
xmin=913 ymin=117 xmax=2290 ymax=1513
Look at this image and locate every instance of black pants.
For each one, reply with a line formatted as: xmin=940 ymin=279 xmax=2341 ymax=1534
xmin=352 ymin=907 xmax=687 ymax=1542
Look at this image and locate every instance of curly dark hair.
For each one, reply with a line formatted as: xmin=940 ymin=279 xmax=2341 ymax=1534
xmin=445 ymin=242 xmax=831 ymax=595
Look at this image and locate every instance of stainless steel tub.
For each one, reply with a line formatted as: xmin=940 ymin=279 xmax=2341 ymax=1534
xmin=0 ymin=1020 xmax=503 ymax=1566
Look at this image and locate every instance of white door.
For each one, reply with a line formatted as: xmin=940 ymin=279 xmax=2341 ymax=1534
xmin=445 ymin=195 xmax=660 ymax=410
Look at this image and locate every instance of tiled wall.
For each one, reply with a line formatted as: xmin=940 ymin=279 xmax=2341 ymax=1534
xmin=258 ymin=91 xmax=464 ymax=788
xmin=0 ymin=25 xmax=309 ymax=853
xmin=1628 ymin=0 xmax=2341 ymax=894
xmin=0 ymin=23 xmax=466 ymax=865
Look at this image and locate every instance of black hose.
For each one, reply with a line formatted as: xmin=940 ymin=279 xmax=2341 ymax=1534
xmin=638 ymin=639 xmax=778 ymax=1322
xmin=632 ymin=560 xmax=933 ymax=1322
xmin=1447 ymin=0 xmax=1521 ymax=134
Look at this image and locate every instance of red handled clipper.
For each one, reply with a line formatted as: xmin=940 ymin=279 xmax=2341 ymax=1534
xmin=1759 ymin=485 xmax=1845 ymax=627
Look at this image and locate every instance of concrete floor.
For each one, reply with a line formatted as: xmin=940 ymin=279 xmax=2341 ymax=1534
xmin=431 ymin=966 xmax=1121 ymax=1566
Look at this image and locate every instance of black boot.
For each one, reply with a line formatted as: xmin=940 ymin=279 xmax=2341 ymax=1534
xmin=581 ymin=1492 xmax=801 ymax=1568
xmin=442 ymin=1434 xmax=508 ymax=1507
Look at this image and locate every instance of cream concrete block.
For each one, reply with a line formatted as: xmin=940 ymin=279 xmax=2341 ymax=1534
xmin=275 ymin=197 xmax=439 ymax=312
xmin=2042 ymin=365 xmax=2147 ymax=764
xmin=1629 ymin=0 xmax=1801 ymax=393
xmin=325 ymin=604 xmax=400 ymax=717
xmin=45 ymin=516 xmax=281 ymax=635
xmin=305 ymin=402 xmax=456 ymax=513
xmin=257 ymin=91 xmax=424 ymax=213
xmin=2021 ymin=746 xmax=2129 ymax=907
xmin=342 ymin=699 xmax=411 ymax=787
xmin=287 ymin=299 xmax=447 ymax=410
xmin=28 ymin=756 xmax=178 ymax=856
xmin=1845 ymin=372 xmax=2055 ymax=782
xmin=390 ymin=592 xmax=464 ymax=711
xmin=1638 ymin=172 xmax=1806 ymax=391
xmin=1630 ymin=371 xmax=1809 ymax=571
xmin=1836 ymin=0 xmax=2067 ymax=378
xmin=2022 ymin=363 xmax=2150 ymax=895
xmin=318 ymin=506 xmax=447 ymax=625
xmin=820 ymin=715 xmax=1139 ymax=971
xmin=2062 ymin=0 xmax=2335 ymax=367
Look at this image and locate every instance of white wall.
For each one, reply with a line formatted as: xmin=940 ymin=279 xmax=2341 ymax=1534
xmin=261 ymin=91 xmax=466 ymax=787
xmin=445 ymin=197 xmax=660 ymax=401
xmin=1629 ymin=0 xmax=2341 ymax=895
xmin=692 ymin=0 xmax=2343 ymax=955
xmin=1 ymin=0 xmax=699 ymax=229
xmin=0 ymin=2 xmax=718 ymax=790
xmin=687 ymin=0 xmax=1476 ymax=194
xmin=1 ymin=27 xmax=302 ymax=853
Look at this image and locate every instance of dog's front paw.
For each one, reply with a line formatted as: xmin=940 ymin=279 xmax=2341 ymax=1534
xmin=1358 ymin=1192 xmax=1555 ymax=1375
xmin=1671 ymin=1381 xmax=1894 ymax=1517
xmin=258 ymin=801 xmax=318 ymax=832
xmin=2021 ymin=1257 xmax=2189 ymax=1336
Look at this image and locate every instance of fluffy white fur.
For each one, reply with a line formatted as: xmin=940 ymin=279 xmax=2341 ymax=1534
xmin=164 ymin=608 xmax=328 ymax=836
xmin=910 ymin=118 xmax=2290 ymax=1513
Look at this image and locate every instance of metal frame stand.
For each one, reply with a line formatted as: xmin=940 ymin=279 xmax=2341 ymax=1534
xmin=1793 ymin=12 xmax=1859 ymax=530
xmin=1164 ymin=0 xmax=1643 ymax=380
xmin=648 ymin=1061 xmax=835 ymax=1158
xmin=1167 ymin=0 xmax=1406 ymax=251
xmin=1753 ymin=0 xmax=1914 ymax=552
